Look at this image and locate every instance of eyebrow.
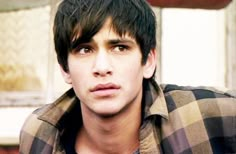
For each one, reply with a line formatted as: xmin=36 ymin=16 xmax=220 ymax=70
xmin=71 ymin=37 xmax=136 ymax=50
xmin=107 ymin=38 xmax=136 ymax=45
xmin=71 ymin=37 xmax=91 ymax=49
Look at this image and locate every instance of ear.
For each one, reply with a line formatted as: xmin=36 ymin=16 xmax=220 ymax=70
xmin=143 ymin=48 xmax=157 ymax=79
xmin=60 ymin=65 xmax=72 ymax=84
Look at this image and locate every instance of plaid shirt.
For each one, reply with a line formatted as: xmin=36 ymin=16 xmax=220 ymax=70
xmin=20 ymin=80 xmax=236 ymax=154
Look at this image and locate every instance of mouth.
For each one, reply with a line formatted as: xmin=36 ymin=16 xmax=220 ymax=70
xmin=90 ymin=83 xmax=121 ymax=97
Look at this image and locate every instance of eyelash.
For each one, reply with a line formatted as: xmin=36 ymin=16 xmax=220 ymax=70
xmin=74 ymin=46 xmax=93 ymax=55
xmin=73 ymin=44 xmax=130 ymax=55
xmin=112 ymin=45 xmax=129 ymax=53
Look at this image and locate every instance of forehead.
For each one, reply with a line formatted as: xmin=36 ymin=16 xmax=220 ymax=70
xmin=93 ymin=18 xmax=137 ymax=42
xmin=71 ymin=18 xmax=139 ymax=49
xmin=73 ymin=18 xmax=137 ymax=45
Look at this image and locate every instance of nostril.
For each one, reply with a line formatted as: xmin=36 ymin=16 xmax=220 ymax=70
xmin=93 ymin=72 xmax=100 ymax=76
xmin=93 ymin=70 xmax=112 ymax=77
xmin=107 ymin=70 xmax=112 ymax=75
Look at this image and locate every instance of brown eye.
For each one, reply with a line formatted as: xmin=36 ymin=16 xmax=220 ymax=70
xmin=112 ymin=45 xmax=129 ymax=53
xmin=79 ymin=48 xmax=91 ymax=54
xmin=73 ymin=46 xmax=93 ymax=55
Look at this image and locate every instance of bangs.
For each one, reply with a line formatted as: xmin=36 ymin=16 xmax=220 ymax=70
xmin=70 ymin=0 xmax=148 ymax=50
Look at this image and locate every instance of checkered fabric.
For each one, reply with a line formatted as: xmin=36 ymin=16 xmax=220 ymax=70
xmin=19 ymin=80 xmax=236 ymax=154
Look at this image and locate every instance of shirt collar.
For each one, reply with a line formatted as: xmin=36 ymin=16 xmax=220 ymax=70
xmin=38 ymin=88 xmax=79 ymax=129
xmin=143 ymin=80 xmax=169 ymax=120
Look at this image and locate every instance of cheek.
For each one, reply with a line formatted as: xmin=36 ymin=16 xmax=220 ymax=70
xmin=68 ymin=63 xmax=88 ymax=84
xmin=69 ymin=68 xmax=89 ymax=100
xmin=119 ymin=60 xmax=144 ymax=81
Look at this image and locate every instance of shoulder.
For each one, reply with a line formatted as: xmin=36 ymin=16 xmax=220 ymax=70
xmin=161 ymin=84 xmax=236 ymax=101
xmin=160 ymin=84 xmax=236 ymax=113
xmin=19 ymin=104 xmax=58 ymax=154
xmin=161 ymin=84 xmax=236 ymax=98
xmin=158 ymin=84 xmax=236 ymax=152
xmin=19 ymin=88 xmax=78 ymax=153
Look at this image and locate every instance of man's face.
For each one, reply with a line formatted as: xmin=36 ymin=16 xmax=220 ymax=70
xmin=61 ymin=19 xmax=156 ymax=117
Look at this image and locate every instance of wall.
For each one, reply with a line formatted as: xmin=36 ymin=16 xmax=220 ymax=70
xmin=225 ymin=1 xmax=236 ymax=89
xmin=161 ymin=8 xmax=226 ymax=88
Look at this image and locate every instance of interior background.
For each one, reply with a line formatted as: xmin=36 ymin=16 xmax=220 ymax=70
xmin=0 ymin=0 xmax=235 ymax=149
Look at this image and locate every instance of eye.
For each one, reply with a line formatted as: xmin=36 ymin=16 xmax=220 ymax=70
xmin=73 ymin=46 xmax=93 ymax=55
xmin=112 ymin=45 xmax=129 ymax=53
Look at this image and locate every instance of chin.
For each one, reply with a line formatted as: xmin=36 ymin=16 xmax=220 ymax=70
xmin=97 ymin=112 xmax=119 ymax=118
xmin=93 ymin=106 xmax=124 ymax=118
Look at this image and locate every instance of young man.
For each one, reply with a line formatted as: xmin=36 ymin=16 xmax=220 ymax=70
xmin=20 ymin=0 xmax=236 ymax=153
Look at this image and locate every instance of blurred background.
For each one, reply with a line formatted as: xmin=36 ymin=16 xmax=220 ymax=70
xmin=0 ymin=0 xmax=235 ymax=152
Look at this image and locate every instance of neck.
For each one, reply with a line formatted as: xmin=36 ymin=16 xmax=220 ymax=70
xmin=76 ymin=101 xmax=142 ymax=154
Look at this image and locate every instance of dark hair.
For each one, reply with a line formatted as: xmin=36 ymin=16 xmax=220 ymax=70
xmin=54 ymin=0 xmax=156 ymax=72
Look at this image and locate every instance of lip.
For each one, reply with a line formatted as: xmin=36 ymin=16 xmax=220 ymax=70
xmin=90 ymin=83 xmax=121 ymax=97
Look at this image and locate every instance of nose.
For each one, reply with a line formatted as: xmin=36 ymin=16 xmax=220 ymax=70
xmin=92 ymin=51 xmax=113 ymax=77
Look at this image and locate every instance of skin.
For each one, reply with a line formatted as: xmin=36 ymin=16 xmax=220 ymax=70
xmin=61 ymin=18 xmax=157 ymax=154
